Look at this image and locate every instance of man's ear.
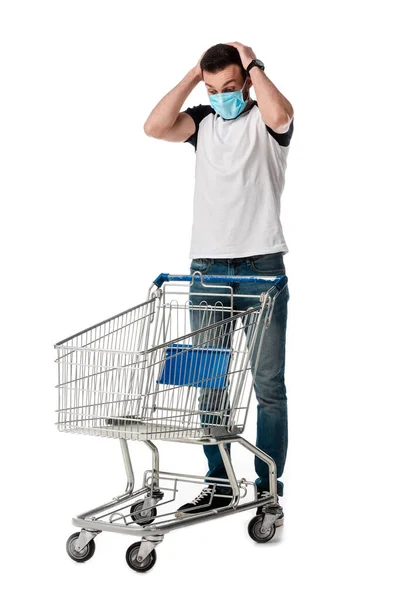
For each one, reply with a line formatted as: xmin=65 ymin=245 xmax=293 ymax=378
xmin=245 ymin=79 xmax=253 ymax=100
xmin=246 ymin=77 xmax=253 ymax=90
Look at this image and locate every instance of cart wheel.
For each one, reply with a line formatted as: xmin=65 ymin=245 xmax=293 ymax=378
xmin=248 ymin=515 xmax=276 ymax=543
xmin=130 ymin=500 xmax=157 ymax=525
xmin=125 ymin=542 xmax=157 ymax=572
xmin=66 ymin=532 xmax=96 ymax=562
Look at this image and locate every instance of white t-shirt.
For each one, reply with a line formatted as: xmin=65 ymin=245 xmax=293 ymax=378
xmin=183 ymin=99 xmax=294 ymax=259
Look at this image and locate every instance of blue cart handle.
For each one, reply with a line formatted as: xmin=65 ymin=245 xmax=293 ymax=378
xmin=153 ymin=272 xmax=288 ymax=291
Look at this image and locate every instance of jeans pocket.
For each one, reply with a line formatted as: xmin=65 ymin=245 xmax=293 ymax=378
xmin=249 ymin=253 xmax=286 ymax=275
xmin=190 ymin=258 xmax=211 ymax=274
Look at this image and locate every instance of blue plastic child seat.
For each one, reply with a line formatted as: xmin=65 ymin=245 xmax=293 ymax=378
xmin=157 ymin=343 xmax=231 ymax=389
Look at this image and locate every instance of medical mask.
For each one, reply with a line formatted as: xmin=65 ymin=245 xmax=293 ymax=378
xmin=209 ymin=79 xmax=249 ymax=120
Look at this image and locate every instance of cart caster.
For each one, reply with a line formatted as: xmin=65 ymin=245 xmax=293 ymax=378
xmin=130 ymin=500 xmax=157 ymax=525
xmin=125 ymin=542 xmax=157 ymax=572
xmin=248 ymin=515 xmax=276 ymax=543
xmin=66 ymin=532 xmax=96 ymax=562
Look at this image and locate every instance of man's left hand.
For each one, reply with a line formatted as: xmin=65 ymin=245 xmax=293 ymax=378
xmin=224 ymin=42 xmax=257 ymax=73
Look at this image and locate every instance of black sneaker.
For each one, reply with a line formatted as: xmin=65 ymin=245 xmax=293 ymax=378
xmin=256 ymin=489 xmax=284 ymax=527
xmin=175 ymin=486 xmax=232 ymax=518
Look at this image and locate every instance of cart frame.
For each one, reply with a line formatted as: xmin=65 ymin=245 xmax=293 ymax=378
xmin=57 ymin=271 xmax=288 ymax=570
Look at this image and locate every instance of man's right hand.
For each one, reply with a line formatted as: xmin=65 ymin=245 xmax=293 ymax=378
xmin=193 ymin=50 xmax=206 ymax=81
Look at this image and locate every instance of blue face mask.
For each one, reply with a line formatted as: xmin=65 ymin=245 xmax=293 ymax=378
xmin=209 ymin=79 xmax=249 ymax=120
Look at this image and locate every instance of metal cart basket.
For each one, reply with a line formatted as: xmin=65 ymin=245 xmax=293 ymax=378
xmin=55 ymin=271 xmax=288 ymax=571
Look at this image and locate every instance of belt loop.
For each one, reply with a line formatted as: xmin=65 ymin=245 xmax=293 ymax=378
xmin=246 ymin=257 xmax=251 ymax=266
xmin=210 ymin=258 xmax=215 ymax=264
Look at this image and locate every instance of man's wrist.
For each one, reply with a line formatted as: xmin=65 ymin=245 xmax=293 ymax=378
xmin=189 ymin=67 xmax=202 ymax=84
xmin=246 ymin=59 xmax=265 ymax=77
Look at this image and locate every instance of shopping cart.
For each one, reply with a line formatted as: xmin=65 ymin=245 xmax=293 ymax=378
xmin=55 ymin=270 xmax=288 ymax=572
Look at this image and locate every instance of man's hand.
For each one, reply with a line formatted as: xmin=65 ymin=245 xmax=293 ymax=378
xmin=193 ymin=50 xmax=206 ymax=81
xmin=225 ymin=41 xmax=293 ymax=132
xmin=224 ymin=42 xmax=257 ymax=72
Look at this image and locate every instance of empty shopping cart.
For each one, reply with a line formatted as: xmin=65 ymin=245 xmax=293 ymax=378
xmin=55 ymin=271 xmax=288 ymax=572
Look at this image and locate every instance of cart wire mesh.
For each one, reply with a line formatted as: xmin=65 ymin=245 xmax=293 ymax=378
xmin=55 ymin=287 xmax=272 ymax=440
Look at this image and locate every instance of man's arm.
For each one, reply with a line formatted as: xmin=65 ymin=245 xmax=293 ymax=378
xmin=225 ymin=42 xmax=294 ymax=133
xmin=143 ymin=62 xmax=203 ymax=142
xmin=249 ymin=67 xmax=294 ymax=133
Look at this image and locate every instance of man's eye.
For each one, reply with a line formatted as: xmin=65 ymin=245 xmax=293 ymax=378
xmin=210 ymin=88 xmax=234 ymax=94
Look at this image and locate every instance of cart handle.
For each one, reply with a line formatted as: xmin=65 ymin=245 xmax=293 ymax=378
xmin=153 ymin=273 xmax=288 ymax=291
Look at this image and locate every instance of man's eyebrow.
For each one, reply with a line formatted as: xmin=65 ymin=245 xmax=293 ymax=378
xmin=205 ymin=79 xmax=236 ymax=88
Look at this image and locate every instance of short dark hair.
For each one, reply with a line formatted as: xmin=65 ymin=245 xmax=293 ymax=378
xmin=200 ymin=43 xmax=247 ymax=81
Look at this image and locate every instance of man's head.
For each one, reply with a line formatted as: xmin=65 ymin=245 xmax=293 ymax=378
xmin=200 ymin=43 xmax=253 ymax=102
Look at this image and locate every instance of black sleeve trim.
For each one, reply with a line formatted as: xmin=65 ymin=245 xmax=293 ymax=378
xmin=183 ymin=104 xmax=215 ymax=151
xmin=266 ymin=118 xmax=294 ymax=147
xmin=253 ymin=100 xmax=294 ymax=147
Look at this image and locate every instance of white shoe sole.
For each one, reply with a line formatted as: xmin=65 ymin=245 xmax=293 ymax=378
xmin=175 ymin=509 xmax=284 ymax=526
xmin=175 ymin=510 xmax=192 ymax=518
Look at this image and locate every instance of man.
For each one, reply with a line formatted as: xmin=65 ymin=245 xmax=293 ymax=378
xmin=144 ymin=42 xmax=294 ymax=526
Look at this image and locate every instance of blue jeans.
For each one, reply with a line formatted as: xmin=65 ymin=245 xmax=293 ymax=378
xmin=189 ymin=252 xmax=289 ymax=497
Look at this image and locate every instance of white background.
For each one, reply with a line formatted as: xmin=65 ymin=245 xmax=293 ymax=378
xmin=1 ymin=1 xmax=399 ymax=598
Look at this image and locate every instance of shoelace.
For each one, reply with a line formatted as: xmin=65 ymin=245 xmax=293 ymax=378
xmin=192 ymin=487 xmax=212 ymax=505
xmin=258 ymin=490 xmax=283 ymax=515
xmin=258 ymin=490 xmax=282 ymax=506
xmin=258 ymin=490 xmax=270 ymax=499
